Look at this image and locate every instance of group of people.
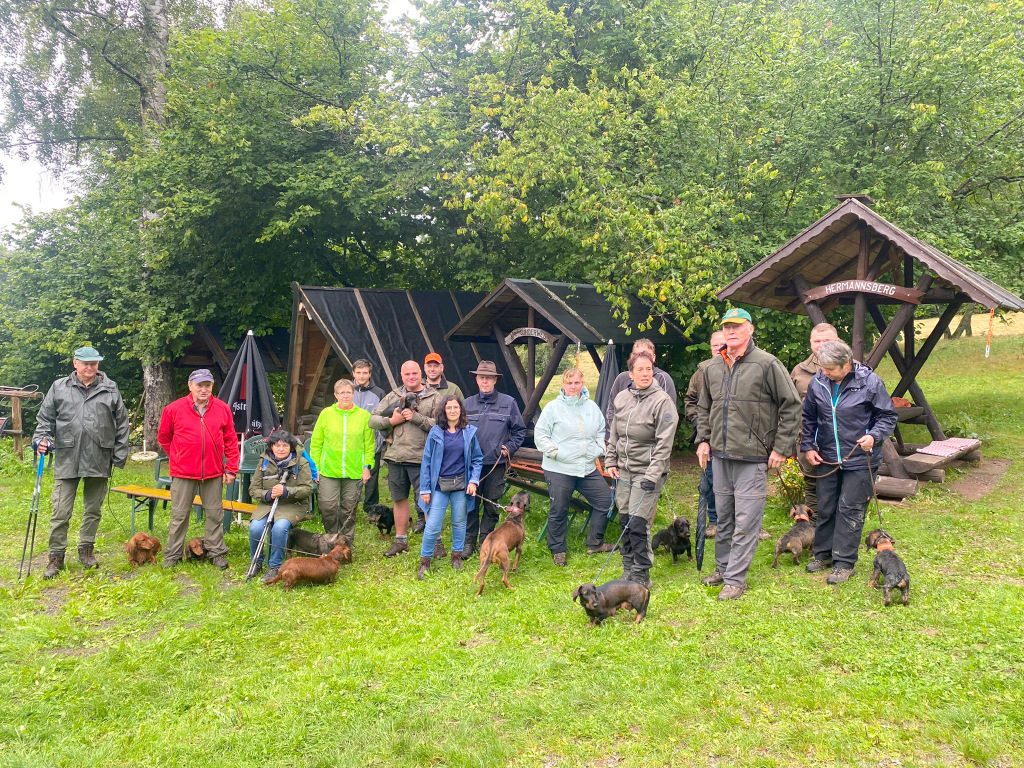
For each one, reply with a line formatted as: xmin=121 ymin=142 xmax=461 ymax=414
xmin=31 ymin=312 xmax=896 ymax=600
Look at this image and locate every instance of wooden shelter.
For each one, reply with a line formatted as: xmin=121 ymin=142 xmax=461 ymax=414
xmin=718 ymin=196 xmax=1024 ymax=493
xmin=176 ymin=324 xmax=289 ymax=383
xmin=446 ymin=278 xmax=689 ymax=425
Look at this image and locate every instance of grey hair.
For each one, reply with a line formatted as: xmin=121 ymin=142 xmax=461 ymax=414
xmin=817 ymin=339 xmax=853 ymax=369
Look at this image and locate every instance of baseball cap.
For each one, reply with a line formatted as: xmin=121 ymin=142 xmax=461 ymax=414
xmin=188 ymin=368 xmax=215 ymax=384
xmin=424 ymin=353 xmax=442 ymax=365
xmin=721 ymin=308 xmax=753 ymax=325
xmin=73 ymin=346 xmax=104 ymax=362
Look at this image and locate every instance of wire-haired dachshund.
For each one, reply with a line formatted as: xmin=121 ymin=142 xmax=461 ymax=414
xmin=125 ymin=532 xmax=162 ymax=566
xmin=651 ymin=517 xmax=691 ymax=563
xmin=773 ymin=505 xmax=815 ymax=568
xmin=571 ymin=580 xmax=650 ymax=626
xmin=864 ymin=529 xmax=910 ymax=606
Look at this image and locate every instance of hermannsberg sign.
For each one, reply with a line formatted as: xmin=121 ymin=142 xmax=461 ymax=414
xmin=802 ymin=280 xmax=924 ymax=305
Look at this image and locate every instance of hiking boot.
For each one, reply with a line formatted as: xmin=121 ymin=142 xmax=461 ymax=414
xmin=77 ymin=544 xmax=99 ymax=569
xmin=629 ymin=571 xmax=652 ymax=589
xmin=463 ymin=540 xmax=476 ymax=559
xmin=412 ymin=517 xmax=426 ymax=535
xmin=826 ymin=566 xmax=854 ymax=584
xmin=44 ymin=552 xmax=65 ymax=580
xmin=261 ymin=567 xmax=279 ymax=584
xmin=552 ymin=552 xmax=567 ymax=567
xmin=162 ymin=559 xmax=180 ymax=569
xmin=211 ymin=555 xmax=229 ymax=570
xmin=805 ymin=558 xmax=833 ymax=573
xmin=417 ymin=556 xmax=431 ymax=581
xmin=718 ymin=584 xmax=747 ymax=601
xmin=701 ymin=571 xmax=724 ymax=586
xmin=384 ymin=539 xmax=409 ymax=558
xmin=705 ymin=525 xmax=717 ymax=539
xmin=586 ymin=542 xmax=614 ymax=555
xmin=451 ymin=551 xmax=464 ymax=570
xmin=433 ymin=539 xmax=447 ymax=559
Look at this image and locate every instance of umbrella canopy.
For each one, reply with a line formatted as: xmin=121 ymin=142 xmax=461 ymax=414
xmin=218 ymin=330 xmax=281 ymax=438
xmin=593 ymin=340 xmax=619 ymax=413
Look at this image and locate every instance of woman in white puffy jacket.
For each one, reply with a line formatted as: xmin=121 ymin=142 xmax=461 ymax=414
xmin=534 ymin=367 xmax=615 ymax=566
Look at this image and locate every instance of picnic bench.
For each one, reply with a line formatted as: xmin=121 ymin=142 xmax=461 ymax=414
xmin=110 ymin=485 xmax=257 ymax=536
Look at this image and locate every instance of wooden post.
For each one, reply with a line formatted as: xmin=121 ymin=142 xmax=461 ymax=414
xmin=521 ymin=335 xmax=570 ymax=425
xmin=891 ymin=299 xmax=964 ymax=399
xmin=791 ymin=275 xmax=828 ymax=325
xmin=526 ymin=306 xmax=536 ymax=399
xmin=285 ymin=306 xmax=307 ymax=432
xmin=864 ymin=274 xmax=933 ymax=370
xmin=586 ymin=344 xmax=604 ymax=370
xmin=903 ymin=256 xmax=915 ymax=363
xmin=880 ymin=437 xmax=910 ymax=479
xmin=852 ymin=226 xmax=870 ymax=361
xmin=493 ymin=323 xmax=530 ymax=401
xmin=12 ymin=396 xmax=23 ymax=459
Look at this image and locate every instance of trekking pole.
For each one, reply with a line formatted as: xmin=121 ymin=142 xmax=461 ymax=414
xmin=245 ymin=468 xmax=290 ymax=582
xmin=20 ymin=450 xmax=47 ymax=580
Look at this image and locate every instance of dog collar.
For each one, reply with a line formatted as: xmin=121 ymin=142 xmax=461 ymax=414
xmin=794 ymin=514 xmax=810 ymax=522
xmin=875 ymin=541 xmax=895 ymax=552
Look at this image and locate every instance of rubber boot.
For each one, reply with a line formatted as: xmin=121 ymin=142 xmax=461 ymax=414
xmin=451 ymin=551 xmax=463 ymax=570
xmin=44 ymin=552 xmax=65 ymax=580
xmin=77 ymin=544 xmax=99 ymax=570
xmin=417 ymin=556 xmax=431 ymax=581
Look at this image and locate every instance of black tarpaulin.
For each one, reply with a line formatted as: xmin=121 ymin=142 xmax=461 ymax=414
xmin=218 ymin=330 xmax=281 ymax=437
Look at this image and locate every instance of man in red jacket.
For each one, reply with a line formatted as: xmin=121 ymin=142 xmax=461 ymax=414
xmin=158 ymin=369 xmax=240 ymax=568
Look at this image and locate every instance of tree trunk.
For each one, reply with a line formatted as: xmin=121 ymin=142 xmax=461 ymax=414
xmin=143 ymin=361 xmax=175 ymax=451
xmin=141 ymin=0 xmax=169 ymax=127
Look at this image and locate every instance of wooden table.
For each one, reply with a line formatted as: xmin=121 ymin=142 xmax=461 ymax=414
xmin=110 ymin=485 xmax=257 ymax=535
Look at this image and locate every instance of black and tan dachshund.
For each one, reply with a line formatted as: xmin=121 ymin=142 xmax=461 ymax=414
xmin=864 ymin=529 xmax=911 ymax=606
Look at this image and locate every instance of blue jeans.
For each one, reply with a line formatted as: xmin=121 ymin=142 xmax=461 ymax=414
xmin=699 ymin=459 xmax=718 ymax=524
xmin=420 ymin=489 xmax=468 ymax=557
xmin=249 ymin=517 xmax=292 ymax=569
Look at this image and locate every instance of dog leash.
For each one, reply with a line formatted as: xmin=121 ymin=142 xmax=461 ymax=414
xmin=592 ymin=480 xmax=649 ymax=584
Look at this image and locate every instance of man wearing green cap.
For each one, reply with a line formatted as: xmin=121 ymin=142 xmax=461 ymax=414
xmin=695 ymin=309 xmax=801 ymax=600
xmin=32 ymin=347 xmax=131 ymax=578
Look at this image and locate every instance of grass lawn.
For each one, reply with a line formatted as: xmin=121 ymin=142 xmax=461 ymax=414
xmin=2 ymin=328 xmax=1023 ymax=767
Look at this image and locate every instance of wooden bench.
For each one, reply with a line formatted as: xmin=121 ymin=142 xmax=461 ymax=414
xmin=110 ymin=485 xmax=257 ymax=535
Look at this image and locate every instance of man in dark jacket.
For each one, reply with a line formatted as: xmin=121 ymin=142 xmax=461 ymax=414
xmin=463 ymin=360 xmax=527 ymax=557
xmin=801 ymin=340 xmax=897 ymax=584
xmin=158 ymin=369 xmax=240 ymax=569
xmin=604 ymin=338 xmax=678 ymax=439
xmin=351 ymin=359 xmax=386 ymax=506
xmin=32 ymin=347 xmax=130 ymax=578
xmin=683 ymin=331 xmax=726 ymax=537
xmin=696 ymin=309 xmax=802 ymax=600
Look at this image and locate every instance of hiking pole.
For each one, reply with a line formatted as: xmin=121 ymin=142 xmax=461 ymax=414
xmin=245 ymin=468 xmax=290 ymax=582
xmin=20 ymin=450 xmax=47 ymax=580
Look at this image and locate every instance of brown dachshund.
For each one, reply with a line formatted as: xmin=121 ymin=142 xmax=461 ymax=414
xmin=473 ymin=491 xmax=528 ymax=596
xmin=264 ymin=543 xmax=352 ymax=591
xmin=571 ymin=580 xmax=650 ymax=626
xmin=185 ymin=538 xmax=210 ymax=562
xmin=125 ymin=532 xmax=162 ymax=566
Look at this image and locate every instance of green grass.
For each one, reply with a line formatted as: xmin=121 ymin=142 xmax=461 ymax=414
xmin=2 ymin=331 xmax=1024 ymax=767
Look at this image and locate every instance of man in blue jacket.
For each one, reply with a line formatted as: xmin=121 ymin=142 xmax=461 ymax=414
xmin=463 ymin=361 xmax=527 ymax=557
xmin=351 ymin=359 xmax=385 ymax=506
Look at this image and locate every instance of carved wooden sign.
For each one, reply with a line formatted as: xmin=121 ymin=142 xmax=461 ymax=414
xmin=803 ymin=280 xmax=924 ymax=305
xmin=504 ymin=327 xmax=556 ymax=346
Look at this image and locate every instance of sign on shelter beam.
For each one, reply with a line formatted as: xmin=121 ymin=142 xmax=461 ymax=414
xmin=803 ymin=280 xmax=925 ymax=305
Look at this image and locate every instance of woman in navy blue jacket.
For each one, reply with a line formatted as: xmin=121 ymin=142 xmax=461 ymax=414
xmin=800 ymin=340 xmax=897 ymax=585
xmin=418 ymin=395 xmax=483 ymax=579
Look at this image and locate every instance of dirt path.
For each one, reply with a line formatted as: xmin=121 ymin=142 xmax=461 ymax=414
xmin=949 ymin=458 xmax=1011 ymax=501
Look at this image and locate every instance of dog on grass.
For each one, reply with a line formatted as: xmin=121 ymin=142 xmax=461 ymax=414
xmin=125 ymin=532 xmax=162 ymax=566
xmin=571 ymin=580 xmax=650 ymax=626
xmin=773 ymin=504 xmax=815 ymax=568
xmin=265 ymin=543 xmax=353 ymax=591
xmin=473 ymin=491 xmax=529 ymax=596
xmin=864 ymin=529 xmax=910 ymax=606
xmin=184 ymin=538 xmax=210 ymax=562
xmin=651 ymin=517 xmax=692 ymax=563
xmin=365 ymin=504 xmax=397 ymax=538
xmin=288 ymin=529 xmax=348 ymax=558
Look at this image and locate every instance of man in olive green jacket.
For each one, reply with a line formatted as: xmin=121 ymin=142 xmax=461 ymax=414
xmin=696 ymin=310 xmax=801 ymax=600
xmin=32 ymin=347 xmax=130 ymax=578
xmin=683 ymin=331 xmax=725 ymax=536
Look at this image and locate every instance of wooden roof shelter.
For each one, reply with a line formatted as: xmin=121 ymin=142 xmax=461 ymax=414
xmin=719 ymin=196 xmax=1024 ymax=489
xmin=176 ymin=324 xmax=289 ymax=380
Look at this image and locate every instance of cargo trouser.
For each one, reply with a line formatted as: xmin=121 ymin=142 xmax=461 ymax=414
xmin=166 ymin=476 xmax=228 ymax=563
xmin=363 ymin=444 xmax=383 ymax=506
xmin=544 ymin=469 xmax=612 ymax=554
xmin=614 ymin=469 xmax=665 ymax=580
xmin=319 ymin=476 xmax=363 ymax=543
xmin=712 ymin=458 xmax=768 ymax=587
xmin=49 ymin=476 xmax=108 ymax=555
xmin=813 ymin=469 xmax=873 ymax=569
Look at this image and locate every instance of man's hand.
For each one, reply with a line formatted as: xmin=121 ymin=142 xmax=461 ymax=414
xmin=35 ymin=438 xmax=50 ymax=456
xmin=767 ymin=450 xmax=786 ymax=469
xmin=856 ymin=434 xmax=875 ymax=452
xmin=389 ymin=410 xmax=407 ymax=426
xmin=270 ymin=483 xmax=284 ymax=499
xmin=607 ymin=466 xmax=620 ymax=479
xmin=696 ymin=442 xmax=710 ymax=469
xmin=804 ymin=449 xmax=823 ymax=466
xmin=421 ymin=492 xmax=431 ymax=505
xmin=362 ymin=467 xmax=372 ymax=484
xmin=467 ymin=482 xmax=478 ymax=497
xmin=223 ymin=472 xmax=236 ymax=485
xmin=400 ymin=408 xmax=415 ymax=422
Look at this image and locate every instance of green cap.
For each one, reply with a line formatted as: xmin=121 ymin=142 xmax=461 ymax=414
xmin=721 ymin=308 xmax=753 ymax=325
xmin=73 ymin=346 xmax=104 ymax=362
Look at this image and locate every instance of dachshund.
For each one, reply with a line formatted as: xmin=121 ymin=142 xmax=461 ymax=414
xmin=651 ymin=517 xmax=692 ymax=563
xmin=265 ymin=543 xmax=353 ymax=591
xmin=473 ymin=491 xmax=529 ymax=596
xmin=125 ymin=532 xmax=162 ymax=567
xmin=864 ymin=529 xmax=910 ymax=606
xmin=184 ymin=538 xmax=211 ymax=562
xmin=773 ymin=505 xmax=815 ymax=568
xmin=365 ymin=504 xmax=397 ymax=538
xmin=571 ymin=580 xmax=650 ymax=626
xmin=288 ymin=529 xmax=348 ymax=557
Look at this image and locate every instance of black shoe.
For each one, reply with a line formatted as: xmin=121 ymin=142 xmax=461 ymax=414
xmin=463 ymin=541 xmax=476 ymax=559
xmin=261 ymin=567 xmax=279 ymax=584
xmin=412 ymin=517 xmax=426 ymax=535
xmin=805 ymin=558 xmax=833 ymax=573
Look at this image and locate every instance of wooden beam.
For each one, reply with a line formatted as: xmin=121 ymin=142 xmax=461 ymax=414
xmin=903 ymin=256 xmax=915 ymax=363
xmin=874 ymin=476 xmax=919 ymax=499
xmin=864 ymin=274 xmax=933 ymax=370
xmin=784 ymin=234 xmax=889 ymax=312
xmin=852 ymin=226 xmax=870 ymax=361
xmin=405 ymin=291 xmax=435 ymax=354
xmin=285 ymin=304 xmax=307 ymax=432
xmin=880 ymin=438 xmax=910 ymax=479
xmin=526 ymin=305 xmax=536 ymax=399
xmin=449 ymin=291 xmax=482 ymax=364
xmin=12 ymin=396 xmax=23 ymax=459
xmin=791 ymin=275 xmax=828 ymax=324
xmin=353 ymin=289 xmax=398 ymax=391
xmin=260 ymin=338 xmax=284 ymax=372
xmin=493 ymin=323 xmax=530 ymax=400
xmin=586 ymin=344 xmax=604 ymax=370
xmin=891 ymin=299 xmax=964 ymax=399
xmin=760 ymin=222 xmax=860 ymax=300
xmin=197 ymin=323 xmax=231 ymax=373
xmin=522 ymin=335 xmax=570 ymax=425
xmin=302 ymin=334 xmax=332 ymax=413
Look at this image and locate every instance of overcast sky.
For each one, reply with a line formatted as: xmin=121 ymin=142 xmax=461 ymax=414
xmin=0 ymin=0 xmax=416 ymax=236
